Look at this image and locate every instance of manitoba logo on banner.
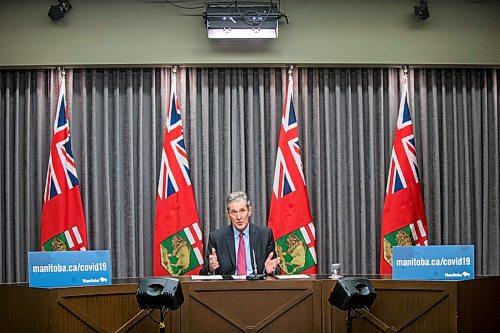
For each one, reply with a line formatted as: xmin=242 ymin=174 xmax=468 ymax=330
xmin=380 ymin=80 xmax=429 ymax=274
xmin=268 ymin=74 xmax=318 ymax=275
xmin=41 ymin=74 xmax=88 ymax=252
xmin=153 ymin=72 xmax=204 ymax=276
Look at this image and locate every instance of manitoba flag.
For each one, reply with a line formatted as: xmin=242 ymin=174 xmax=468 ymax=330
xmin=268 ymin=74 xmax=318 ymax=274
xmin=380 ymin=79 xmax=429 ymax=274
xmin=41 ymin=74 xmax=88 ymax=252
xmin=153 ymin=71 xmax=204 ymax=276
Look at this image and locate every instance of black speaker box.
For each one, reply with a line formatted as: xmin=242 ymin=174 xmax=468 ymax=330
xmin=136 ymin=277 xmax=184 ymax=310
xmin=328 ymin=277 xmax=377 ymax=311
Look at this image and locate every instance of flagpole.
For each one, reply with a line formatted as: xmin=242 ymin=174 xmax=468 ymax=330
xmin=57 ymin=67 xmax=66 ymax=122
xmin=41 ymin=65 xmax=89 ymax=252
xmin=379 ymin=64 xmax=428 ymax=274
xmin=402 ymin=64 xmax=409 ymax=78
xmin=172 ymin=65 xmax=177 ymax=89
xmin=269 ymin=63 xmax=318 ymax=275
xmin=287 ymin=65 xmax=294 ymax=99
xmin=402 ymin=64 xmax=409 ymax=90
xmin=401 ymin=65 xmax=409 ymax=102
xmin=57 ymin=66 xmax=66 ymax=85
xmin=154 ymin=64 xmax=204 ymax=276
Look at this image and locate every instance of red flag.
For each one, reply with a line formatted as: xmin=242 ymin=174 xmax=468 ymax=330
xmin=153 ymin=72 xmax=204 ymax=276
xmin=268 ymin=75 xmax=318 ymax=274
xmin=41 ymin=75 xmax=88 ymax=252
xmin=380 ymin=80 xmax=429 ymax=274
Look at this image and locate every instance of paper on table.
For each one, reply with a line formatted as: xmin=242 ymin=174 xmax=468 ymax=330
xmin=231 ymin=275 xmax=247 ymax=280
xmin=275 ymin=274 xmax=310 ymax=279
xmin=191 ymin=275 xmax=223 ymax=280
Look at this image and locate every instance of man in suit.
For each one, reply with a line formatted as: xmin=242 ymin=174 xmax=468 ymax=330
xmin=200 ymin=191 xmax=281 ymax=276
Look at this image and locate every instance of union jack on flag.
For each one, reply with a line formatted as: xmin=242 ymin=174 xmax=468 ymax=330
xmin=268 ymin=73 xmax=317 ymax=274
xmin=41 ymin=73 xmax=88 ymax=252
xmin=380 ymin=79 xmax=429 ymax=274
xmin=386 ymin=90 xmax=420 ymax=195
xmin=272 ymin=78 xmax=306 ymax=199
xmin=44 ymin=82 xmax=79 ymax=202
xmin=154 ymin=71 xmax=203 ymax=276
xmin=157 ymin=87 xmax=191 ymax=200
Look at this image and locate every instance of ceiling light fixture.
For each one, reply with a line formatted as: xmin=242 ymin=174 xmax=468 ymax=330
xmin=48 ymin=0 xmax=72 ymax=22
xmin=414 ymin=0 xmax=430 ymax=20
xmin=203 ymin=1 xmax=287 ymax=39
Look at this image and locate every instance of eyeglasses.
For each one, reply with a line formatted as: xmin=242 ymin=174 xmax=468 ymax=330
xmin=228 ymin=208 xmax=249 ymax=217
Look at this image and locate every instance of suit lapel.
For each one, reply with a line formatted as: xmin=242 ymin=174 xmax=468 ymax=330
xmin=224 ymin=225 xmax=236 ymax=268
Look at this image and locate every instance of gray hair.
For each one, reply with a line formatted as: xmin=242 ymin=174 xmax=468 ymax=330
xmin=225 ymin=191 xmax=251 ymax=210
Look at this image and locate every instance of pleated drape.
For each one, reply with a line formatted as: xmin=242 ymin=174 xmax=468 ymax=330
xmin=1 ymin=67 xmax=498 ymax=283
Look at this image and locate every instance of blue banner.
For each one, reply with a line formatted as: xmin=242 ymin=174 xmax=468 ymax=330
xmin=393 ymin=245 xmax=474 ymax=281
xmin=28 ymin=250 xmax=111 ymax=288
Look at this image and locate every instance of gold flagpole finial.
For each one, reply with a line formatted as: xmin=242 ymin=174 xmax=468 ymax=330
xmin=57 ymin=66 xmax=66 ymax=79
xmin=172 ymin=65 xmax=178 ymax=75
xmin=288 ymin=65 xmax=294 ymax=78
xmin=402 ymin=65 xmax=409 ymax=77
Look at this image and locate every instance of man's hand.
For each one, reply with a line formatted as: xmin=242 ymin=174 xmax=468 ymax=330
xmin=209 ymin=247 xmax=220 ymax=273
xmin=264 ymin=251 xmax=281 ymax=274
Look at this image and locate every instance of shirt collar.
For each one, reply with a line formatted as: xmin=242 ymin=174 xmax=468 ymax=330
xmin=232 ymin=225 xmax=249 ymax=238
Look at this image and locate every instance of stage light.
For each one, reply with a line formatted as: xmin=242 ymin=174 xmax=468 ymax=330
xmin=328 ymin=277 xmax=377 ymax=311
xmin=329 ymin=277 xmax=378 ymax=333
xmin=203 ymin=1 xmax=285 ymax=39
xmin=48 ymin=0 xmax=72 ymax=22
xmin=136 ymin=277 xmax=184 ymax=310
xmin=414 ymin=0 xmax=430 ymax=20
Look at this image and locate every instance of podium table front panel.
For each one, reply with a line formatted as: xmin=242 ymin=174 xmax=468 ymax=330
xmin=181 ymin=278 xmax=322 ymax=333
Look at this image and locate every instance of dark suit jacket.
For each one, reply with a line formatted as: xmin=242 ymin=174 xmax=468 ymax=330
xmin=200 ymin=224 xmax=278 ymax=275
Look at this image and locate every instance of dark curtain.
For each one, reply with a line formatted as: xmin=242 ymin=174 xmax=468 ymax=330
xmin=0 ymin=67 xmax=498 ymax=282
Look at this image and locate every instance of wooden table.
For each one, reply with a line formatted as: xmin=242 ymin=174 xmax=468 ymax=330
xmin=0 ymin=275 xmax=498 ymax=332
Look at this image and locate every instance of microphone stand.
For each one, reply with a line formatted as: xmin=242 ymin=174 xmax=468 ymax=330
xmin=159 ymin=306 xmax=166 ymax=333
xmin=346 ymin=308 xmax=354 ymax=333
xmin=145 ymin=307 xmax=170 ymax=333
xmin=246 ymin=250 xmax=265 ymax=280
xmin=345 ymin=306 xmax=397 ymax=333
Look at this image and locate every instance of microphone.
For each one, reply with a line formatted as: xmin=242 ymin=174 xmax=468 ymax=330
xmin=247 ymin=250 xmax=265 ymax=280
xmin=252 ymin=250 xmax=258 ymax=275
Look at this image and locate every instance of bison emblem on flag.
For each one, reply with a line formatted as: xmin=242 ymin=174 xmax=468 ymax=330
xmin=159 ymin=223 xmax=204 ymax=276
